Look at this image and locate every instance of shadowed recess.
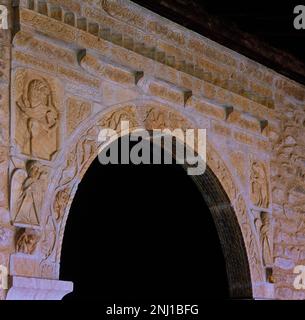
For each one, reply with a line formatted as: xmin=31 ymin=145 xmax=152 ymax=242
xmin=60 ymin=138 xmax=252 ymax=300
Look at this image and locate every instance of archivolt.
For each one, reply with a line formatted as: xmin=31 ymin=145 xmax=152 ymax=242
xmin=44 ymin=102 xmax=264 ymax=298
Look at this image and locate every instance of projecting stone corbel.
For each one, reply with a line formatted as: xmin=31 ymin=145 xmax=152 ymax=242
xmin=260 ymin=119 xmax=269 ymax=135
xmin=224 ymin=106 xmax=234 ymax=120
xmin=78 ymin=50 xmax=144 ymax=87
xmin=137 ymin=76 xmax=192 ymax=106
xmin=185 ymin=96 xmax=232 ymax=121
xmin=226 ymin=110 xmax=269 ymax=135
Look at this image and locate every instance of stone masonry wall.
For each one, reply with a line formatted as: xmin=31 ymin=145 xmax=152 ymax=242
xmin=0 ymin=0 xmax=304 ymax=299
xmin=0 ymin=0 xmax=13 ymax=300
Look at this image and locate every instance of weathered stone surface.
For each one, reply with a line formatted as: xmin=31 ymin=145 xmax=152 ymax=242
xmin=212 ymin=121 xmax=232 ymax=137
xmin=80 ymin=51 xmax=143 ymax=87
xmin=0 ymin=0 xmax=304 ymax=300
xmin=227 ymin=111 xmax=265 ymax=134
xmin=101 ymin=81 xmax=139 ymax=105
xmin=13 ymin=51 xmax=57 ymax=73
xmin=250 ymin=159 xmax=270 ymax=209
xmin=229 ymin=151 xmax=247 ymax=186
xmin=14 ymin=32 xmax=77 ymax=66
xmin=186 ymin=97 xmax=227 ymax=120
xmin=66 ymin=97 xmax=91 ymax=136
xmin=138 ymin=77 xmax=192 ymax=106
xmin=14 ymin=70 xmax=60 ymax=160
xmin=6 ymin=276 xmax=73 ymax=300
xmin=102 ymin=0 xmax=146 ymax=30
xmin=20 ymin=9 xmax=78 ymax=43
xmin=58 ymin=66 xmax=100 ymax=88
xmin=11 ymin=161 xmax=49 ymax=228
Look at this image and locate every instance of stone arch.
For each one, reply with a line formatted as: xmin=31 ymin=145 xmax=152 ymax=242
xmin=41 ymin=102 xmax=265 ymax=299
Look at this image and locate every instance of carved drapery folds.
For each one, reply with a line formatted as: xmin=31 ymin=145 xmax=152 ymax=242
xmin=15 ymin=70 xmax=59 ymax=161
xmin=254 ymin=211 xmax=273 ymax=267
xmin=11 ymin=160 xmax=48 ymax=228
xmin=250 ymin=160 xmax=270 ymax=209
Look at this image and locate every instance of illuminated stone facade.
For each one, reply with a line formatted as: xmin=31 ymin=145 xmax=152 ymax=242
xmin=0 ymin=0 xmax=305 ymax=300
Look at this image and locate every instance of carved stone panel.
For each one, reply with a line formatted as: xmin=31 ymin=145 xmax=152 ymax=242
xmin=99 ymin=106 xmax=139 ymax=131
xmin=53 ymin=188 xmax=70 ymax=222
xmin=235 ymin=194 xmax=264 ymax=282
xmin=250 ymin=160 xmax=270 ymax=209
xmin=40 ymin=216 xmax=57 ymax=260
xmin=14 ymin=70 xmax=60 ymax=161
xmin=139 ymin=105 xmax=190 ymax=131
xmin=16 ymin=229 xmax=40 ymax=255
xmin=254 ymin=212 xmax=273 ymax=267
xmin=11 ymin=161 xmax=49 ymax=228
xmin=66 ymin=97 xmax=91 ymax=136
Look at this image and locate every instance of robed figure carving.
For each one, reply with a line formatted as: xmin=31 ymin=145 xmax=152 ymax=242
xmin=16 ymin=78 xmax=59 ymax=161
xmin=11 ymin=161 xmax=48 ymax=228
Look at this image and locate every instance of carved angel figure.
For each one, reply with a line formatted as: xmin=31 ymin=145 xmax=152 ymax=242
xmin=16 ymin=78 xmax=58 ymax=160
xmin=12 ymin=161 xmax=48 ymax=227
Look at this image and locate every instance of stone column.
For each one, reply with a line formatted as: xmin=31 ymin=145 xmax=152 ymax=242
xmin=0 ymin=0 xmax=13 ymax=301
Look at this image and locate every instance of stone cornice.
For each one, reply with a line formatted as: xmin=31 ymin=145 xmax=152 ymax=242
xmin=17 ymin=1 xmax=286 ymax=111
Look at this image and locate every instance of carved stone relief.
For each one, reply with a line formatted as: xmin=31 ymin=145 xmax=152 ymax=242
xmin=250 ymin=160 xmax=270 ymax=208
xmin=66 ymin=97 xmax=91 ymax=136
xmin=235 ymin=194 xmax=264 ymax=282
xmin=140 ymin=106 xmax=190 ymax=131
xmin=99 ymin=106 xmax=139 ymax=131
xmin=16 ymin=229 xmax=40 ymax=255
xmin=40 ymin=216 xmax=57 ymax=260
xmin=11 ymin=160 xmax=48 ymax=228
xmin=15 ymin=70 xmax=60 ymax=161
xmin=254 ymin=212 xmax=273 ymax=267
xmin=207 ymin=147 xmax=237 ymax=202
xmin=53 ymin=188 xmax=71 ymax=222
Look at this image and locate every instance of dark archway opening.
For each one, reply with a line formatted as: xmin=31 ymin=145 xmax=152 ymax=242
xmin=60 ymin=138 xmax=230 ymax=300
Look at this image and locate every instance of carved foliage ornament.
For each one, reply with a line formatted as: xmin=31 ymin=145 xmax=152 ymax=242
xmin=99 ymin=106 xmax=138 ymax=132
xmin=235 ymin=195 xmax=264 ymax=282
xmin=142 ymin=107 xmax=190 ymax=131
xmin=40 ymin=216 xmax=57 ymax=260
xmin=207 ymin=148 xmax=237 ymax=202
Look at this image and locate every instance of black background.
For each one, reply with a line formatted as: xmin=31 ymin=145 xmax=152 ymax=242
xmin=60 ymin=154 xmax=229 ymax=301
xmin=2 ymin=0 xmax=305 ymax=315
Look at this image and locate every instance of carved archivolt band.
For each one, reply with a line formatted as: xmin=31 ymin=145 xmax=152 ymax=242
xmin=40 ymin=103 xmax=265 ymax=286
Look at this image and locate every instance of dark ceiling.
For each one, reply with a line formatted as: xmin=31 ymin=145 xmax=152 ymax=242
xmin=132 ymin=0 xmax=305 ymax=85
